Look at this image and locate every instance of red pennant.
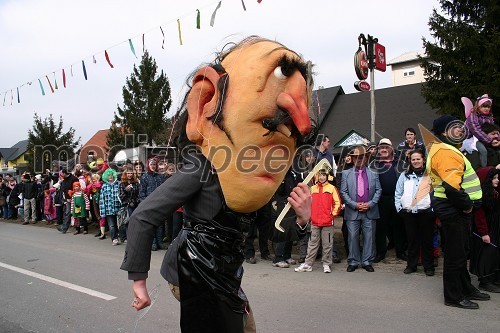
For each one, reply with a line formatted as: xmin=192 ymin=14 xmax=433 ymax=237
xmin=46 ymin=75 xmax=55 ymax=93
xmin=62 ymin=69 xmax=66 ymax=88
xmin=105 ymin=50 xmax=114 ymax=68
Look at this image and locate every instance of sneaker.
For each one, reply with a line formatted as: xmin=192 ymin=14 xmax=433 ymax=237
xmin=112 ymin=239 xmax=119 ymax=246
xmin=294 ymin=263 xmax=312 ymax=272
xmin=272 ymin=261 xmax=290 ymax=268
xmin=285 ymin=258 xmax=297 ymax=265
xmin=151 ymin=243 xmax=158 ymax=251
xmin=323 ymin=265 xmax=331 ymax=273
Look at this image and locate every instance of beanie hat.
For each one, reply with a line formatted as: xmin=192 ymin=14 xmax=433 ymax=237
xmin=432 ymin=115 xmax=458 ymax=135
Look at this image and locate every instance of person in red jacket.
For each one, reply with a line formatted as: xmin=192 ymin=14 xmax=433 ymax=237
xmin=295 ymin=169 xmax=342 ymax=273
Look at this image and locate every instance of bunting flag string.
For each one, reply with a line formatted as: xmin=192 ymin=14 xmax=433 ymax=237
xmin=3 ymin=92 xmax=6 ymax=106
xmin=105 ymin=50 xmax=114 ymax=68
xmin=2 ymin=0 xmax=267 ymax=107
xmin=62 ymin=69 xmax=67 ymax=88
xmin=160 ymin=27 xmax=165 ymax=49
xmin=38 ymin=79 xmax=46 ymax=96
xmin=46 ymin=75 xmax=55 ymax=93
xmin=177 ymin=19 xmax=183 ymax=45
xmin=128 ymin=39 xmax=137 ymax=58
xmin=210 ymin=1 xmax=222 ymax=27
xmin=82 ymin=60 xmax=88 ymax=80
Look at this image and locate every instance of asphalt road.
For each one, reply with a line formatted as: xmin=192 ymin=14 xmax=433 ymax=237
xmin=1 ymin=220 xmax=499 ymax=333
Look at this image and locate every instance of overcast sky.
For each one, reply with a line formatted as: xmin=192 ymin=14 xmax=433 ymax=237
xmin=0 ymin=0 xmax=439 ymax=148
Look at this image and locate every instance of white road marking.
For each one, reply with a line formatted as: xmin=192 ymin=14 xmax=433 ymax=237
xmin=0 ymin=261 xmax=117 ymax=301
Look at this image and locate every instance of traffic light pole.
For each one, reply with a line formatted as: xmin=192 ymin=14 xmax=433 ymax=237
xmin=359 ymin=34 xmax=378 ymax=142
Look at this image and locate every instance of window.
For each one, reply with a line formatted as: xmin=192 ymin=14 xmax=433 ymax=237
xmin=403 ymin=68 xmax=416 ymax=77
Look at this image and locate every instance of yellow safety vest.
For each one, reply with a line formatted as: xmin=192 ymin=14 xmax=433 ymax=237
xmin=426 ymin=142 xmax=482 ymax=201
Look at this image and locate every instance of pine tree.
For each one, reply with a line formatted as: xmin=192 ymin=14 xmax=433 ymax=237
xmin=26 ymin=113 xmax=81 ymax=173
xmin=421 ymin=0 xmax=500 ymax=119
xmin=106 ymin=51 xmax=173 ymax=158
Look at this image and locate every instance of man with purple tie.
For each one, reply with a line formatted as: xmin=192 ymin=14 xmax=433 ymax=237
xmin=340 ymin=145 xmax=382 ymax=272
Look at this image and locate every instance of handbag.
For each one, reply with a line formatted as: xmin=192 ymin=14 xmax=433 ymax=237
xmin=117 ymin=207 xmax=129 ymax=228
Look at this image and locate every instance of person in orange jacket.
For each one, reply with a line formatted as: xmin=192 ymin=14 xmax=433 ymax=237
xmin=295 ymin=169 xmax=342 ymax=273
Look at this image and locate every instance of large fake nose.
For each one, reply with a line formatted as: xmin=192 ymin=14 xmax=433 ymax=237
xmin=276 ymin=71 xmax=311 ymax=136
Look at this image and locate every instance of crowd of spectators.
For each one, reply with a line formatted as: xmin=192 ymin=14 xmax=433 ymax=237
xmin=1 ymin=95 xmax=499 ymax=309
xmin=0 ymin=158 xmax=180 ymax=251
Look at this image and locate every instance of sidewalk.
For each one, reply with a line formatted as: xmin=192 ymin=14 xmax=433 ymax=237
xmin=1 ymin=216 xmax=444 ymax=275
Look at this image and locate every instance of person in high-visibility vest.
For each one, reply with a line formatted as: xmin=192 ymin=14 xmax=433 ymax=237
xmin=426 ymin=115 xmax=489 ymax=310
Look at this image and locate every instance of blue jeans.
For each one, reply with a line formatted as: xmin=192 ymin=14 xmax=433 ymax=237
xmin=62 ymin=202 xmax=72 ymax=231
xmin=346 ymin=214 xmax=376 ymax=266
xmin=2 ymin=204 xmax=9 ymax=219
xmin=476 ymin=141 xmax=488 ymax=167
xmin=107 ymin=215 xmax=118 ymax=240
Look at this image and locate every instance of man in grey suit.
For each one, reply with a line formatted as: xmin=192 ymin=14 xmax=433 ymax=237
xmin=340 ymin=145 xmax=382 ymax=272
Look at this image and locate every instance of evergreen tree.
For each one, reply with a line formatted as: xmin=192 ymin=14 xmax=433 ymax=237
xmin=26 ymin=113 xmax=80 ymax=173
xmin=106 ymin=51 xmax=173 ymax=159
xmin=421 ymin=0 xmax=500 ymax=119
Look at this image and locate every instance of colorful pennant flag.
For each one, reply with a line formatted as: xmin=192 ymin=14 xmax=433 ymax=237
xmin=105 ymin=50 xmax=114 ymax=68
xmin=38 ymin=79 xmax=46 ymax=96
xmin=93 ymin=55 xmax=97 ymax=64
xmin=17 ymin=87 xmax=20 ymax=103
xmin=128 ymin=39 xmax=137 ymax=58
xmin=258 ymin=0 xmax=262 ymax=3
xmin=177 ymin=19 xmax=183 ymax=45
xmin=160 ymin=27 xmax=165 ymax=49
xmin=3 ymin=92 xmax=6 ymax=106
xmin=10 ymin=90 xmax=13 ymax=105
xmin=46 ymin=75 xmax=55 ymax=93
xmin=241 ymin=0 xmax=247 ymax=11
xmin=82 ymin=60 xmax=88 ymax=80
xmin=54 ymin=75 xmax=58 ymax=90
xmin=71 ymin=65 xmax=74 ymax=77
xmin=62 ymin=69 xmax=67 ymax=88
xmin=210 ymin=1 xmax=222 ymax=27
xmin=196 ymin=9 xmax=201 ymax=29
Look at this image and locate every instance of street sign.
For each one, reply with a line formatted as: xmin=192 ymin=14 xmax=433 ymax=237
xmin=354 ymin=48 xmax=369 ymax=80
xmin=354 ymin=81 xmax=371 ymax=92
xmin=374 ymin=43 xmax=386 ymax=72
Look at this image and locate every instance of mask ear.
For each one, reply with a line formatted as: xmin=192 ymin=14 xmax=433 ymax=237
xmin=186 ymin=66 xmax=221 ymax=144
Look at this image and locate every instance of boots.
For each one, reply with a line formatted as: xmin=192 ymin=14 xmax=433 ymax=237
xmin=73 ymin=227 xmax=81 ymax=235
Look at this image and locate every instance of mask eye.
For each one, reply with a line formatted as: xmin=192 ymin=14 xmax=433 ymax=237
xmin=273 ymin=66 xmax=287 ymax=80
